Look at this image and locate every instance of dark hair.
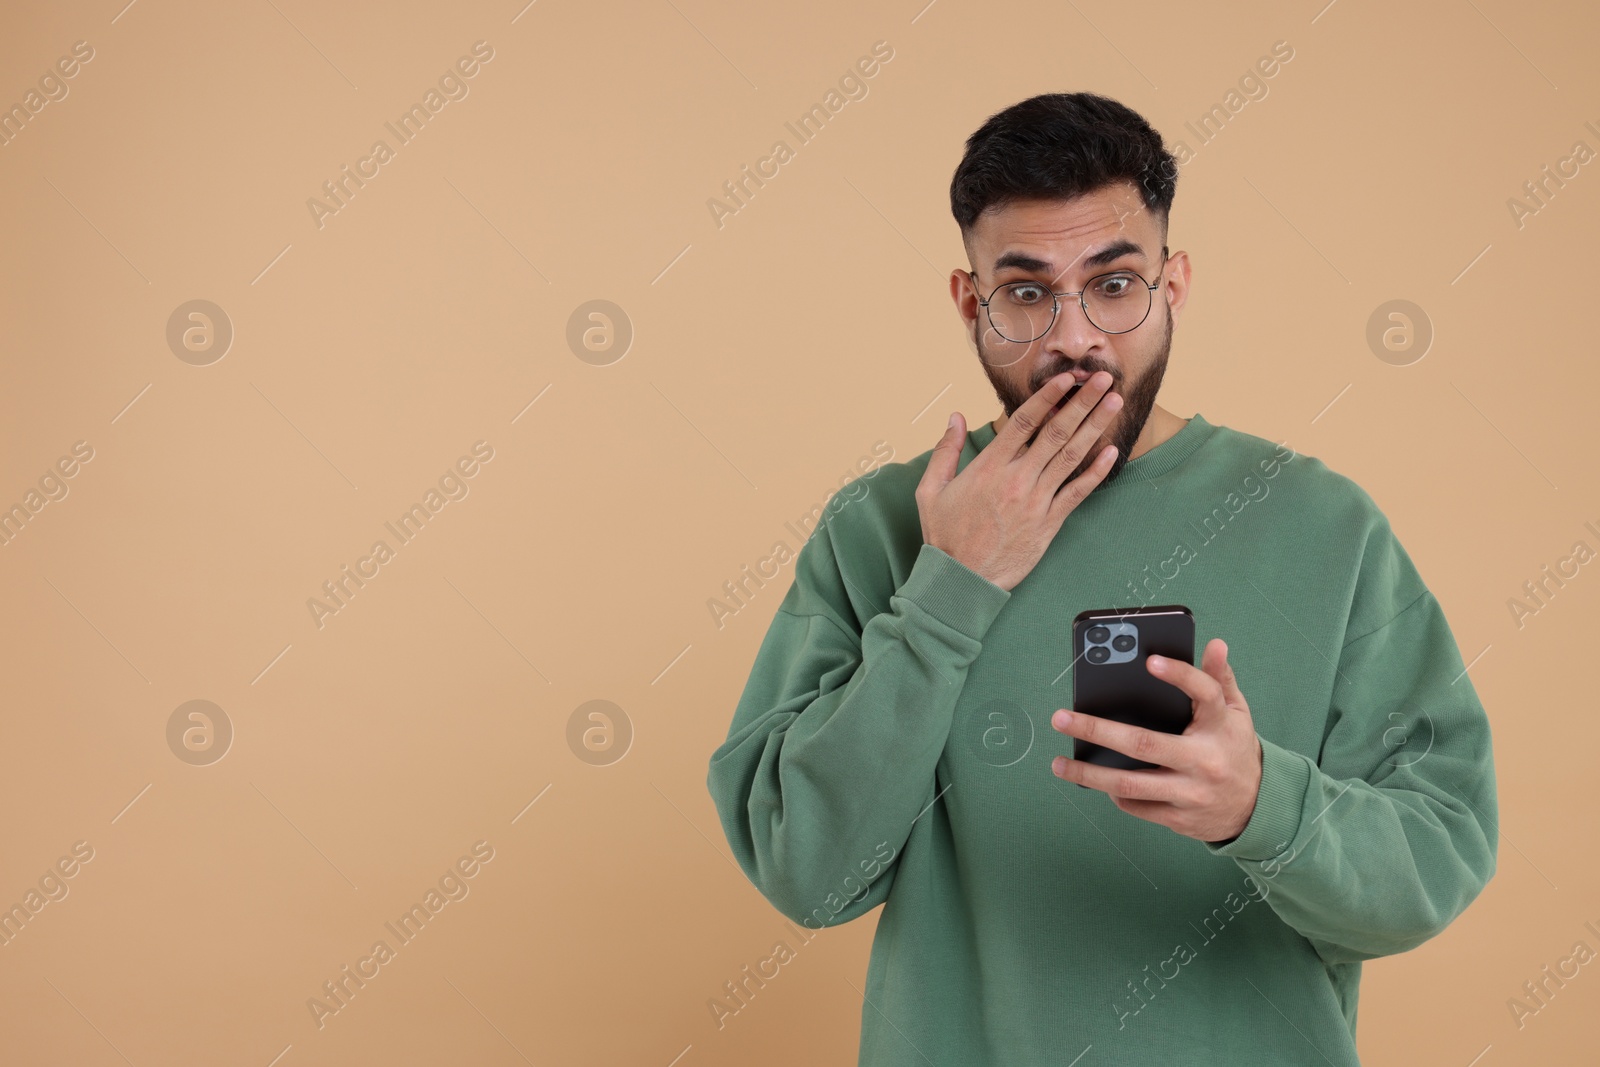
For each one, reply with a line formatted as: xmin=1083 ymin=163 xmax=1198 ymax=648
xmin=950 ymin=92 xmax=1178 ymax=246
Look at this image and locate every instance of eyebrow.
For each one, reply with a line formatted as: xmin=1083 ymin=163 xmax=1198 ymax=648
xmin=992 ymin=238 xmax=1146 ymax=277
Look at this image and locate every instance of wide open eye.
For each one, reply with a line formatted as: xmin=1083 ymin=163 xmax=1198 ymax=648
xmin=1093 ymin=272 xmax=1139 ymax=298
xmin=1000 ymin=282 xmax=1050 ymax=305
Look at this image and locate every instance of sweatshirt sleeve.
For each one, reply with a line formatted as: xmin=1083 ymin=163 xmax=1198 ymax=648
xmin=707 ymin=523 xmax=1011 ymax=929
xmin=1203 ymin=508 xmax=1499 ymax=964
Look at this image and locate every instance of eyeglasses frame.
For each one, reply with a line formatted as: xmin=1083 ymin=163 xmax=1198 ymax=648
xmin=970 ymin=247 xmax=1170 ymax=342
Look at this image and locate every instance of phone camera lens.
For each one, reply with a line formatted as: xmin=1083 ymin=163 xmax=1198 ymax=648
xmin=1111 ymin=634 xmax=1135 ymax=652
xmin=1087 ymin=625 xmax=1110 ymax=643
xmin=1086 ymin=645 xmax=1110 ymax=664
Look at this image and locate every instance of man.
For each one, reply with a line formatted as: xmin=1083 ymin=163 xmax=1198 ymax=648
xmin=706 ymin=91 xmax=1496 ymax=1065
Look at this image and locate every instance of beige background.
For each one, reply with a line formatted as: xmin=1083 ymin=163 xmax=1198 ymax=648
xmin=0 ymin=0 xmax=1594 ymax=1063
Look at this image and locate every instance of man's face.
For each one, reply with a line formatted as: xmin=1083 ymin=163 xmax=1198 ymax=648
xmin=951 ymin=180 xmax=1186 ymax=488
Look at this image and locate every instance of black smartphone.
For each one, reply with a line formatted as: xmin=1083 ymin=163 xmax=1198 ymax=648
xmin=1070 ymin=605 xmax=1196 ymax=777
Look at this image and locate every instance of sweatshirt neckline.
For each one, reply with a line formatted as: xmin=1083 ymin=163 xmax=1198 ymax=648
xmin=969 ymin=411 xmax=1215 ymax=487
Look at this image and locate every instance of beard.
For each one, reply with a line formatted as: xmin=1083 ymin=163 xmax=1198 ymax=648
xmin=975 ymin=302 xmax=1173 ymax=490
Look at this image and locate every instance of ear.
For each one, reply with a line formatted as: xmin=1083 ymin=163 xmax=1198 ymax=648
xmin=949 ymin=268 xmax=977 ymax=313
xmin=950 ymin=269 xmax=981 ymax=348
xmin=1161 ymin=249 xmax=1192 ymax=325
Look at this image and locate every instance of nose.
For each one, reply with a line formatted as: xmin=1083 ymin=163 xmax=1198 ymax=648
xmin=1049 ymin=287 xmax=1100 ymax=342
xmin=1040 ymin=290 xmax=1104 ymax=351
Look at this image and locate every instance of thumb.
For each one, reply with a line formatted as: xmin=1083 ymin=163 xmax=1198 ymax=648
xmin=921 ymin=412 xmax=966 ymax=494
xmin=1204 ymin=638 xmax=1249 ymax=713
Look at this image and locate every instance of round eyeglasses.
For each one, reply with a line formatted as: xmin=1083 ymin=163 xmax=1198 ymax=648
xmin=972 ymin=251 xmax=1168 ymax=343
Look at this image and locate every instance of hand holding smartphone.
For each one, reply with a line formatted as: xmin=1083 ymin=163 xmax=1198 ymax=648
xmin=1070 ymin=605 xmax=1196 ymax=777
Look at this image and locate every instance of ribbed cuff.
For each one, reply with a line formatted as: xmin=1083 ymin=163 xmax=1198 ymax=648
xmin=893 ymin=543 xmax=1011 ymax=641
xmin=1205 ymin=736 xmax=1311 ymax=862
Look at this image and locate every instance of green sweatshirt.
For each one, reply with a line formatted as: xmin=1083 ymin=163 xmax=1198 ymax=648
xmin=706 ymin=412 xmax=1498 ymax=1065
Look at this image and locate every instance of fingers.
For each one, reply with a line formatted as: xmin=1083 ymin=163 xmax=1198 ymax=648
xmin=1145 ymin=645 xmax=1232 ymax=724
xmin=1045 ymin=443 xmax=1117 ymax=527
xmin=1032 ymin=372 xmax=1119 ymax=487
xmin=917 ymin=411 xmax=966 ymax=500
xmin=1051 ymin=751 xmax=1184 ymax=802
xmin=991 ymin=372 xmax=1081 ymax=458
xmin=1052 ymin=709 xmax=1191 ymax=773
xmin=1024 ymin=369 xmax=1113 ymax=470
xmin=1205 ymin=639 xmax=1246 ymax=706
xmin=1196 ymin=639 xmax=1249 ymax=725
